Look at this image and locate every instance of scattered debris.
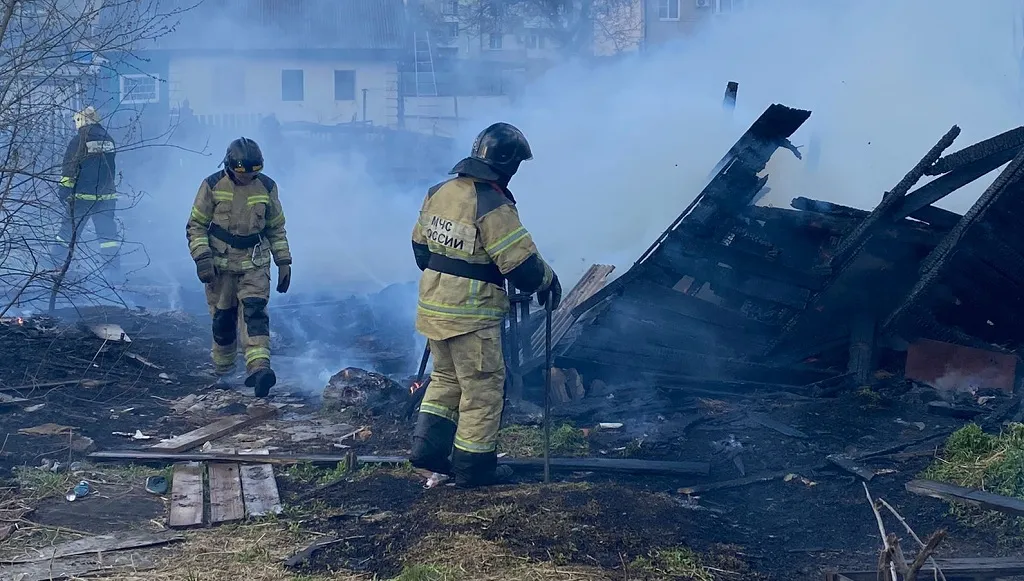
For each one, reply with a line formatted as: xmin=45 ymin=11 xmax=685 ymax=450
xmin=18 ymin=423 xmax=76 ymax=436
xmin=125 ymin=351 xmax=163 ymax=369
xmin=88 ymin=323 xmax=131 ymax=342
xmin=321 ymin=367 xmax=407 ymax=414
xmin=905 ymin=339 xmax=1016 ymax=395
xmin=747 ymin=412 xmax=809 ymax=439
xmin=64 ymin=480 xmax=91 ymax=501
xmin=827 ymin=454 xmax=875 ymax=481
xmin=151 ymin=405 xmax=277 ymax=452
xmin=22 ymin=403 xmax=44 ymax=412
xmin=112 ymin=429 xmax=152 ymax=440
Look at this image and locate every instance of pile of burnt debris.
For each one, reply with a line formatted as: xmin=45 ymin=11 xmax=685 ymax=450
xmin=505 ymin=103 xmax=1024 ymax=411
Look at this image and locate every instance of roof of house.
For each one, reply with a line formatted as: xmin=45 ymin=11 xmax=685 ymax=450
xmin=145 ymin=0 xmax=409 ymax=52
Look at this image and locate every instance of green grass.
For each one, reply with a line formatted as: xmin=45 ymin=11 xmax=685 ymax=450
xmin=630 ymin=547 xmax=714 ymax=580
xmin=921 ymin=422 xmax=1024 ymax=534
xmin=497 ymin=423 xmax=589 ymax=457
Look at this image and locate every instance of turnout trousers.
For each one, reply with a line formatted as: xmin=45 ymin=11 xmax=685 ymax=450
xmin=204 ymin=266 xmax=272 ymax=376
xmin=410 ymin=325 xmax=507 ymax=487
xmin=53 ymin=198 xmax=120 ymax=269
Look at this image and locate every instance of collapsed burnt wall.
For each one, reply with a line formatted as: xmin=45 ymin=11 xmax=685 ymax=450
xmin=526 ymin=104 xmax=1024 ymax=402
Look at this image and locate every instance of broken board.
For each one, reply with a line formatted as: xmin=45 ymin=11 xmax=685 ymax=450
xmin=168 ymin=463 xmax=204 ymax=528
xmin=0 ymin=552 xmax=155 ymax=581
xmin=906 ymin=479 xmax=1024 ymax=517
xmin=2 ymin=530 xmax=183 ymax=563
xmin=208 ymin=463 xmax=245 ymax=524
xmin=150 ymin=406 xmax=277 ymax=453
xmin=240 ymin=464 xmax=282 ymax=517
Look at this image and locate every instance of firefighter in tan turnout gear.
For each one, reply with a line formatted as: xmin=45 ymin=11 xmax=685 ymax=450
xmin=410 ymin=122 xmax=562 ymax=487
xmin=185 ymin=138 xmax=292 ymax=397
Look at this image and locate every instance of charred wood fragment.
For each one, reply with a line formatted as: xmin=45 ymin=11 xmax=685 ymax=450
xmin=927 ymin=126 xmax=1024 ymax=175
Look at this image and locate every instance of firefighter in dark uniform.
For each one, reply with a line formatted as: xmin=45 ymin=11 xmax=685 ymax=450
xmin=53 ymin=106 xmax=119 ymax=270
xmin=409 ymin=122 xmax=562 ymax=487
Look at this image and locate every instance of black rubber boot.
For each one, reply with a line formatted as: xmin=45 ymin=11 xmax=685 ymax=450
xmin=410 ymin=412 xmax=456 ymax=475
xmin=452 ymin=449 xmax=513 ymax=488
xmin=245 ymin=366 xmax=277 ymax=398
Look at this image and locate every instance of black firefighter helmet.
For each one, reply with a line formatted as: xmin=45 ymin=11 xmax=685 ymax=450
xmin=470 ymin=122 xmax=533 ymax=178
xmin=223 ymin=137 xmax=264 ymax=174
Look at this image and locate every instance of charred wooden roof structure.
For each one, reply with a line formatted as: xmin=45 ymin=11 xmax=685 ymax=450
xmin=529 ymin=104 xmax=1024 ymax=395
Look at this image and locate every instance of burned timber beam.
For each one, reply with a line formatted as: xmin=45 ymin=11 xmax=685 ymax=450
xmin=87 ymin=451 xmax=711 ymax=476
xmin=927 ymin=126 xmax=1024 ymax=175
xmin=884 ymin=144 xmax=1024 ymax=350
xmin=896 ymin=144 xmax=1023 ymax=221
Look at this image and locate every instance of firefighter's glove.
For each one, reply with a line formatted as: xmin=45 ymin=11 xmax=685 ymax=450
xmin=195 ymin=256 xmax=216 ymax=284
xmin=277 ymin=264 xmax=291 ymax=294
xmin=537 ymin=272 xmax=562 ymax=311
xmin=58 ymin=186 xmax=73 ymax=203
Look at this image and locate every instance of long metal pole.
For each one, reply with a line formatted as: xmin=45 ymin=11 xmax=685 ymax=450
xmin=543 ymin=300 xmax=553 ymax=484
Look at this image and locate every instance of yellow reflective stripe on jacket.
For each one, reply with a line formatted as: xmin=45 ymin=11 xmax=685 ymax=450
xmin=244 ymin=347 xmax=270 ymax=364
xmin=59 ymin=176 xmax=75 ymax=187
xmin=189 ymin=237 xmax=210 ymax=253
xmin=73 ymin=193 xmax=117 ymax=201
xmin=266 ymin=213 xmax=285 ymax=228
xmin=190 ymin=206 xmax=211 ymax=226
xmin=247 ymin=195 xmax=270 ymax=206
xmin=213 ymin=256 xmax=260 ymax=270
xmin=99 ymin=241 xmax=120 ymax=248
xmin=484 ymin=226 xmax=528 ymax=258
xmin=417 ymin=299 xmax=505 ymax=321
xmin=270 ymin=240 xmax=289 ymax=251
xmin=212 ymin=190 xmax=234 ymax=202
xmin=420 ymin=402 xmax=458 ymax=422
xmin=454 ymin=436 xmax=496 ymax=454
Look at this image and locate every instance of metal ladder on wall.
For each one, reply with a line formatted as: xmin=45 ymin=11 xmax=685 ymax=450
xmin=413 ymin=30 xmax=438 ymax=97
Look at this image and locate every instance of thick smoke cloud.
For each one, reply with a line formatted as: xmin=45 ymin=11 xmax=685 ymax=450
xmin=130 ymin=0 xmax=1022 ymax=296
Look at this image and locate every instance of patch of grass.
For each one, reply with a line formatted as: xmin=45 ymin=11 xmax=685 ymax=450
xmin=84 ymin=522 xmax=350 ymax=581
xmin=13 ymin=467 xmax=75 ymax=500
xmin=855 ymin=386 xmax=883 ymax=406
xmin=921 ymin=423 xmax=1024 ymax=534
xmin=498 ymin=423 xmax=589 ymax=457
xmin=631 ymin=547 xmax=714 ymax=581
xmin=390 ymin=564 xmax=460 ymax=581
xmin=403 ymin=532 xmax=617 ymax=581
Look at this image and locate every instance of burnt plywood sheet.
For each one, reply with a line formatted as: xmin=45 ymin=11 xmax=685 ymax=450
xmin=905 ymin=338 xmax=1017 ymax=395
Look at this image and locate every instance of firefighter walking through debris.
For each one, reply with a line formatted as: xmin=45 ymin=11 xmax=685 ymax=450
xmin=185 ymin=138 xmax=292 ymax=397
xmin=409 ymin=122 xmax=562 ymax=487
xmin=53 ymin=106 xmax=120 ymax=271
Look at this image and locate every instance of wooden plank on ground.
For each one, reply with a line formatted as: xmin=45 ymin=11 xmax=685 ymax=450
xmin=496 ymin=456 xmax=709 ymax=476
xmin=747 ymin=412 xmax=809 ymax=439
xmin=906 ymin=479 xmax=1024 ymax=517
xmin=208 ymin=463 xmax=244 ymax=524
xmin=826 ymin=454 xmax=875 ymax=481
xmin=150 ymin=406 xmax=277 ymax=453
xmin=168 ymin=463 xmax=205 ymax=528
xmin=2 ymin=530 xmax=183 ymax=563
xmin=240 ymin=464 xmax=282 ymax=517
xmin=0 ymin=553 xmax=156 ymax=581
xmin=836 ymin=557 xmax=1024 ymax=581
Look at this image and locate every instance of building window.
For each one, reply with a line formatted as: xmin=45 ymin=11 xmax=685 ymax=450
xmin=281 ymin=69 xmax=304 ymax=101
xmin=714 ymin=0 xmax=745 ymax=12
xmin=334 ymin=70 xmax=356 ymax=100
xmin=658 ymin=0 xmax=680 ymax=20
xmin=441 ymin=0 xmax=458 ymax=16
xmin=525 ymin=32 xmax=545 ymax=49
xmin=120 ymin=74 xmax=159 ymax=104
xmin=446 ymin=21 xmax=459 ymax=40
xmin=487 ymin=33 xmax=503 ymax=50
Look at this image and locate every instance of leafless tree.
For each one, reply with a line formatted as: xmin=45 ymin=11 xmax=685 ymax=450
xmin=0 ymin=0 xmax=191 ymax=317
xmin=429 ymin=0 xmax=642 ymax=58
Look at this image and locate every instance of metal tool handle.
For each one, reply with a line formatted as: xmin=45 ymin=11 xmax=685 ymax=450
xmin=543 ymin=299 xmax=553 ymax=484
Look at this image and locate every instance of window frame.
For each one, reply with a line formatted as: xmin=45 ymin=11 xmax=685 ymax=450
xmin=120 ymin=73 xmax=160 ymax=104
xmin=333 ymin=69 xmax=356 ymax=101
xmin=658 ymin=0 xmax=680 ymax=21
xmin=281 ymin=69 xmax=304 ymax=102
xmin=487 ymin=32 xmax=503 ymax=50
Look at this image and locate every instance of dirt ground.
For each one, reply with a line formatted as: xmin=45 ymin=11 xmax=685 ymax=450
xmin=1 ymin=309 xmax=1021 ymax=581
